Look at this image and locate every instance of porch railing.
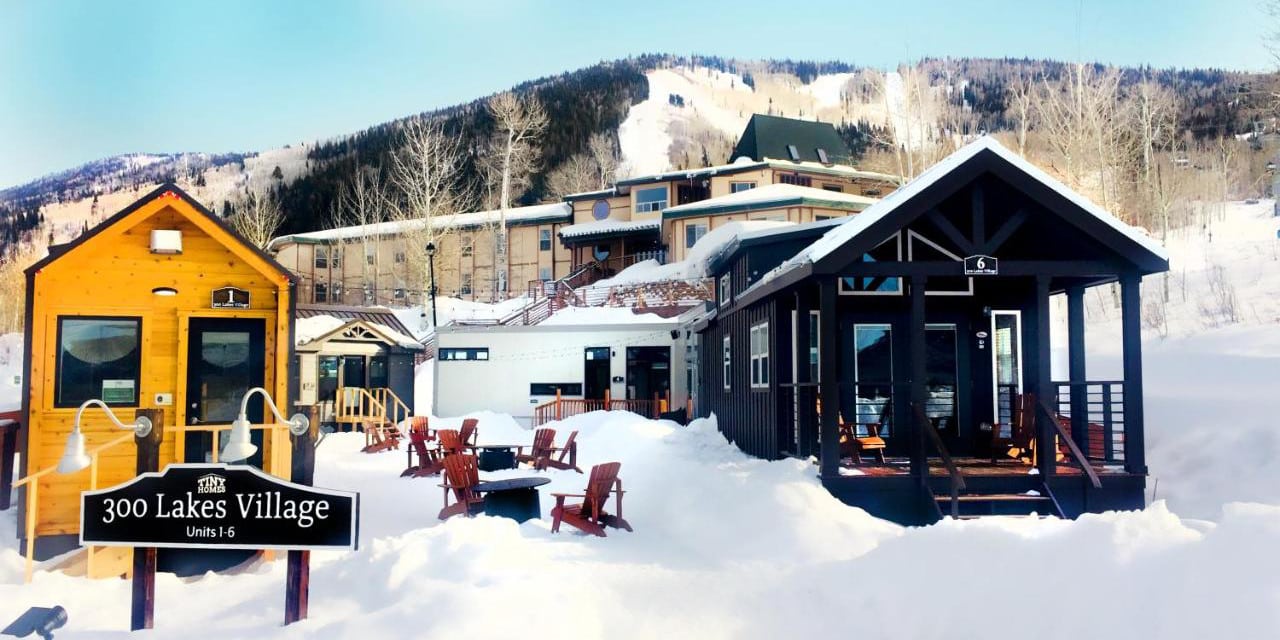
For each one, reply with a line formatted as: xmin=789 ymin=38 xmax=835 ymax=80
xmin=1037 ymin=398 xmax=1102 ymax=489
xmin=531 ymin=389 xmax=670 ymax=426
xmin=917 ymin=402 xmax=965 ymax=518
xmin=1051 ymin=381 xmax=1126 ymax=464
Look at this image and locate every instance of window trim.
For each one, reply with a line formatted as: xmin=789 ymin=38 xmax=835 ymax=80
xmin=719 ymin=274 xmax=731 ymax=307
xmin=750 ymin=322 xmax=770 ymax=389
xmin=314 ymin=282 xmax=328 ymax=303
xmin=314 ymin=246 xmax=328 ymax=269
xmin=539 ymin=229 xmax=552 ymax=251
xmin=722 ymin=335 xmax=731 ymax=391
xmin=729 ymin=181 xmax=757 ymax=193
xmin=635 ymin=186 xmax=669 ymax=213
xmin=439 ymin=347 xmax=490 ymax=362
xmin=54 ymin=315 xmax=143 ymax=408
xmin=686 ymin=222 xmax=708 ymax=249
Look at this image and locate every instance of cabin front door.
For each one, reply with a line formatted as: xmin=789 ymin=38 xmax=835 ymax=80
xmin=990 ymin=311 xmax=1023 ymax=433
xmin=584 ymin=347 xmax=611 ymax=400
xmin=185 ymin=317 xmax=266 ymax=467
xmin=625 ymin=346 xmax=671 ymax=405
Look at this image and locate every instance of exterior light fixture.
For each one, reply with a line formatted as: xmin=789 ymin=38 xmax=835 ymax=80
xmin=149 ymin=230 xmax=183 ymax=255
xmin=151 ymin=287 xmax=178 ymax=296
xmin=58 ymin=400 xmax=154 ymax=474
xmin=223 ymin=387 xmax=310 ymax=463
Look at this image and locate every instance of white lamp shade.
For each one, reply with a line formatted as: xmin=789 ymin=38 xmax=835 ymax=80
xmin=221 ymin=417 xmax=258 ymax=462
xmin=57 ymin=429 xmax=91 ymax=474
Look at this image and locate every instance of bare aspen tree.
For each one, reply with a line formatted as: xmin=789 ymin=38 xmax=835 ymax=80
xmin=331 ymin=168 xmax=387 ymax=304
xmin=230 ymin=191 xmax=284 ymax=249
xmin=1006 ymin=77 xmax=1036 ymax=157
xmin=544 ymin=153 xmax=599 ymax=200
xmin=586 ymin=132 xmax=620 ymax=188
xmin=485 ymin=91 xmax=548 ymax=301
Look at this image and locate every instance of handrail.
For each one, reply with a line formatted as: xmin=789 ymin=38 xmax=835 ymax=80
xmin=1038 ymin=398 xmax=1102 ymax=489
xmin=915 ymin=402 xmax=964 ymax=518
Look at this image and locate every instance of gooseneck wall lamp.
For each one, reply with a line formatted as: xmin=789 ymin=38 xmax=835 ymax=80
xmin=222 ymin=387 xmax=311 ymax=463
xmin=57 ymin=400 xmax=154 ymax=474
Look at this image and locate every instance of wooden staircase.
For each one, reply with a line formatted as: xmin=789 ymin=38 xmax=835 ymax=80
xmin=930 ymin=483 xmax=1065 ymax=519
xmin=334 ymin=386 xmax=411 ymax=452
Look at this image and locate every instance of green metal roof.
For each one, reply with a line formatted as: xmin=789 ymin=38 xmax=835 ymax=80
xmin=732 ymin=114 xmax=851 ymax=164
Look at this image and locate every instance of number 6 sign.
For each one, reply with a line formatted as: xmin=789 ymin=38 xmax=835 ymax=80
xmin=963 ymin=255 xmax=998 ymax=275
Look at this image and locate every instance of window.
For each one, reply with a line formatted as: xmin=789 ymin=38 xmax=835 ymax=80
xmin=815 ymin=215 xmax=835 ymax=221
xmin=394 ymin=251 xmax=406 ymax=264
xmin=539 ymin=229 xmax=552 ymax=251
xmin=539 ymin=267 xmax=552 ymax=281
xmin=778 ymin=173 xmax=812 ymax=187
xmin=363 ymin=283 xmax=374 ymax=305
xmin=314 ymin=246 xmax=328 ymax=269
xmin=530 ymin=382 xmax=583 ymax=396
xmin=55 ymin=317 xmax=141 ymax=407
xmin=816 ymin=148 xmax=831 ymax=164
xmin=369 ymin=357 xmax=389 ymax=389
xmin=635 ymin=186 xmax=668 ymax=213
xmin=722 ymin=336 xmax=731 ymax=391
xmin=786 ymin=144 xmax=801 ymax=161
xmin=460 ymin=273 xmax=472 ymax=295
xmin=808 ymin=311 xmax=820 ymax=382
xmin=314 ymin=282 xmax=327 ymax=303
xmin=439 ymin=348 xmax=489 ymax=361
xmin=730 ymin=181 xmax=756 ymax=193
xmin=840 ymin=234 xmax=902 ymax=295
xmin=591 ymin=199 xmax=611 ymax=220
xmin=332 ymin=283 xmax=343 ymax=302
xmin=685 ymin=223 xmax=708 ymax=248
xmin=750 ymin=322 xmax=769 ymax=388
xmin=719 ymin=274 xmax=731 ymax=306
xmin=821 ymin=184 xmax=843 ymax=193
xmin=393 ymin=287 xmax=405 ymax=300
xmin=854 ymin=324 xmax=893 ymax=436
xmin=460 ymin=236 xmax=474 ymax=257
xmin=365 ymin=248 xmax=375 ymax=266
xmin=330 ymin=246 xmax=342 ymax=268
xmin=754 ymin=213 xmax=787 ymax=222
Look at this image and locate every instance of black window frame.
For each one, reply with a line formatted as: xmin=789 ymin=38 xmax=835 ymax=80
xmin=54 ymin=315 xmax=143 ymax=409
xmin=439 ymin=347 xmax=490 ymax=361
xmin=539 ymin=229 xmax=552 ymax=251
xmin=314 ymin=282 xmax=328 ymax=303
xmin=530 ymin=382 xmax=583 ymax=396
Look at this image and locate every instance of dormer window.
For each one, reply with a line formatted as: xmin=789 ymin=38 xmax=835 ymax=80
xmin=816 ymin=148 xmax=830 ymax=164
xmin=786 ymin=145 xmax=801 ymax=162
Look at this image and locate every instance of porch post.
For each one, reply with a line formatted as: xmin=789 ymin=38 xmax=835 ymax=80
xmin=1066 ymin=285 xmax=1088 ymax=457
xmin=1120 ymin=274 xmax=1147 ymax=474
xmin=908 ymin=275 xmax=927 ymax=480
xmin=818 ymin=277 xmax=840 ymax=478
xmin=1033 ymin=276 xmax=1054 ymax=477
xmin=793 ymin=288 xmax=814 ymax=458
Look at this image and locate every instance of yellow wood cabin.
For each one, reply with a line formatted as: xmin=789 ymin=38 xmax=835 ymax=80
xmin=17 ymin=184 xmax=297 ymax=568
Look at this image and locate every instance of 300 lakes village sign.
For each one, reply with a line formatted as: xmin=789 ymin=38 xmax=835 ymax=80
xmin=80 ymin=464 xmax=359 ymax=550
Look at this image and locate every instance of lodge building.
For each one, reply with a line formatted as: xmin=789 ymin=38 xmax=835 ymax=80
xmin=267 ymin=114 xmax=902 ymax=305
xmin=691 ymin=137 xmax=1169 ymax=524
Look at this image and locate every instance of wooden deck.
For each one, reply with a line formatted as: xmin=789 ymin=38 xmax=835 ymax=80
xmin=839 ymin=456 xmax=1128 ymax=478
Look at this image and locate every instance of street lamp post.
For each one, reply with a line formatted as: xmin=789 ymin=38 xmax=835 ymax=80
xmin=426 ymin=241 xmax=438 ymax=328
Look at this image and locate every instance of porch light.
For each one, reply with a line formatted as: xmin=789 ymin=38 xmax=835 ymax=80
xmin=223 ymin=387 xmax=310 ymax=463
xmin=149 ymin=230 xmax=183 ymax=255
xmin=151 ymin=287 xmax=178 ymax=296
xmin=57 ymin=399 xmax=154 ymax=474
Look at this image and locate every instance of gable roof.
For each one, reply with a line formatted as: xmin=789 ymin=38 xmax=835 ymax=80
xmin=295 ymin=316 xmax=422 ymax=350
xmin=27 ymin=182 xmax=296 ymax=283
xmin=296 ymin=303 xmax=417 ymax=338
xmin=732 ymin=114 xmax=850 ymax=164
xmin=662 ymin=183 xmax=877 ymax=219
xmin=267 ymin=202 xmax=570 ymax=249
xmin=736 ymin=136 xmax=1170 ymax=306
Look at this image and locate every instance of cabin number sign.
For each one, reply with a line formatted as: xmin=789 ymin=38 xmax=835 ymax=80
xmin=80 ymin=464 xmax=359 ymax=550
xmin=963 ymin=255 xmax=998 ymax=275
xmin=211 ymin=286 xmax=251 ymax=309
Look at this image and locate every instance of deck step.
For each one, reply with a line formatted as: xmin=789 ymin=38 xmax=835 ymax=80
xmin=935 ymin=493 xmax=1049 ymax=502
xmin=954 ymin=514 xmax=1051 ymax=520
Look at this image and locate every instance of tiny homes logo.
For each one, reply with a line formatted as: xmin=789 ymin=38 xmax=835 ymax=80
xmin=196 ymin=473 xmax=227 ymax=494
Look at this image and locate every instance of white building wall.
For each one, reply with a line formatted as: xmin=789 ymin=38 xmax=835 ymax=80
xmin=434 ymin=323 xmax=687 ymax=425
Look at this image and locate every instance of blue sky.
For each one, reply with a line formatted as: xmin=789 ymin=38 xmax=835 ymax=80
xmin=0 ymin=0 xmax=1268 ymax=189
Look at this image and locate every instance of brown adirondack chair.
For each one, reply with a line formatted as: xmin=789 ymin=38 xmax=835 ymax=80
xmin=437 ymin=429 xmax=465 ymax=457
xmin=550 ymin=462 xmax=632 ymax=537
xmin=402 ymin=417 xmax=444 ymax=477
xmin=516 ymin=428 xmax=556 ymax=468
xmin=361 ymin=419 xmax=401 ymax=454
xmin=540 ymin=430 xmax=582 ymax=473
xmin=438 ymin=454 xmax=485 ymax=520
xmin=991 ymin=393 xmax=1037 ymax=463
xmin=459 ymin=418 xmax=479 ymax=454
xmin=839 ymin=420 xmax=887 ymax=464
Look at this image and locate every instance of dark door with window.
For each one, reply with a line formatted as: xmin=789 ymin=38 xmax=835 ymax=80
xmin=341 ymin=356 xmax=367 ymax=388
xmin=185 ymin=318 xmax=266 ymax=467
xmin=584 ymin=347 xmax=611 ymax=400
xmin=626 ymin=346 xmax=671 ymax=405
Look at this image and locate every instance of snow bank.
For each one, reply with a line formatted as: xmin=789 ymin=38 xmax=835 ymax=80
xmin=595 ymin=220 xmax=794 ymax=287
xmin=389 ymin=296 xmax=532 ymax=337
xmin=538 ymin=306 xmax=677 ymax=326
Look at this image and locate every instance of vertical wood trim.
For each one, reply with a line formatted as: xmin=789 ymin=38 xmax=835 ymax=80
xmin=908 ymin=275 xmax=927 ymax=479
xmin=132 ymin=408 xmax=163 ymax=632
xmin=1066 ymin=285 xmax=1088 ymax=456
xmin=818 ymin=278 xmax=839 ymax=477
xmin=1120 ymin=274 xmax=1146 ymax=474
xmin=1033 ymin=276 xmax=1054 ymax=477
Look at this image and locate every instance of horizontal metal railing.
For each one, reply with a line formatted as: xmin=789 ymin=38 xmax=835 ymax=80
xmin=1052 ymin=380 xmax=1126 ymax=464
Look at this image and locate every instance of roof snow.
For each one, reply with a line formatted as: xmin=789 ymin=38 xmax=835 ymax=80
xmin=662 ymin=183 xmax=878 ymax=216
xmin=559 ymin=218 xmax=661 ymax=239
xmin=267 ymin=202 xmax=571 ymax=249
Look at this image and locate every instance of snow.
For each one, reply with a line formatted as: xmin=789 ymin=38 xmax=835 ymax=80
xmin=618 ymin=68 xmax=755 ymax=178
xmin=593 ymin=220 xmax=795 ymax=286
xmin=389 ymin=296 xmax=531 ymax=336
xmin=559 ymin=218 xmax=661 ymax=239
xmin=266 ymin=202 xmax=571 ymax=249
xmin=538 ymin=306 xmax=678 ymax=326
xmin=0 ymin=334 xmax=21 ymax=413
xmin=661 ymin=182 xmax=877 ymax=216
xmin=799 ymin=72 xmax=856 ymax=108
xmin=294 ymin=315 xmax=348 ymax=346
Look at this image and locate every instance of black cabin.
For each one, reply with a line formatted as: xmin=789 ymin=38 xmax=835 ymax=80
xmin=692 ymin=137 xmax=1169 ymax=524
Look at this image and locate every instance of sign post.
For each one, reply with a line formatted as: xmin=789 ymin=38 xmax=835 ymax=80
xmin=131 ymin=408 xmax=164 ymax=632
xmin=285 ymin=405 xmax=320 ymax=625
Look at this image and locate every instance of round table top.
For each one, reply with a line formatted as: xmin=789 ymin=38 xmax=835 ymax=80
xmin=475 ymin=444 xmax=521 ymax=450
xmin=475 ymin=477 xmax=551 ymax=492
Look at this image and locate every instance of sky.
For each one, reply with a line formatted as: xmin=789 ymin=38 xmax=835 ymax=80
xmin=0 ymin=0 xmax=1270 ymax=189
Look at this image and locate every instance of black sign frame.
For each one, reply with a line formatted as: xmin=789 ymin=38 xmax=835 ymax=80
xmin=211 ymin=286 xmax=251 ymax=309
xmin=963 ymin=254 xmax=999 ymax=275
xmin=80 ymin=463 xmax=359 ymax=551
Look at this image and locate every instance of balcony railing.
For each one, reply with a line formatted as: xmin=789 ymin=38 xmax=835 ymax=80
xmin=1052 ymin=380 xmax=1126 ymax=464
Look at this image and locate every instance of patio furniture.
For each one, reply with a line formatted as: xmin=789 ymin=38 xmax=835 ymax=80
xmin=539 ymin=430 xmax=582 ymax=473
xmin=360 ymin=420 xmax=401 ymax=454
xmin=991 ymin=393 xmax=1036 ymax=463
xmin=438 ymin=454 xmax=485 ymax=520
xmin=516 ymin=428 xmax=556 ymax=469
xmin=475 ymin=445 xmax=519 ymax=471
xmin=474 ymin=477 xmax=552 ymax=522
xmin=402 ymin=417 xmax=444 ymax=477
xmin=839 ymin=421 xmax=887 ymax=464
xmin=550 ymin=462 xmax=632 ymax=537
xmin=459 ymin=418 xmax=479 ymax=454
xmin=437 ymin=429 xmax=465 ymax=457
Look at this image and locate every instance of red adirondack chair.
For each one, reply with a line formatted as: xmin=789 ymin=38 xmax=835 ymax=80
xmin=438 ymin=454 xmax=485 ymax=520
xmin=516 ymin=428 xmax=556 ymax=468
xmin=459 ymin=418 xmax=479 ymax=454
xmin=437 ymin=429 xmax=465 ymax=457
xmin=991 ymin=393 xmax=1037 ymax=463
xmin=361 ymin=419 xmax=401 ymax=454
xmin=539 ymin=430 xmax=582 ymax=473
xmin=402 ymin=417 xmax=444 ymax=477
xmin=550 ymin=462 xmax=632 ymax=537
